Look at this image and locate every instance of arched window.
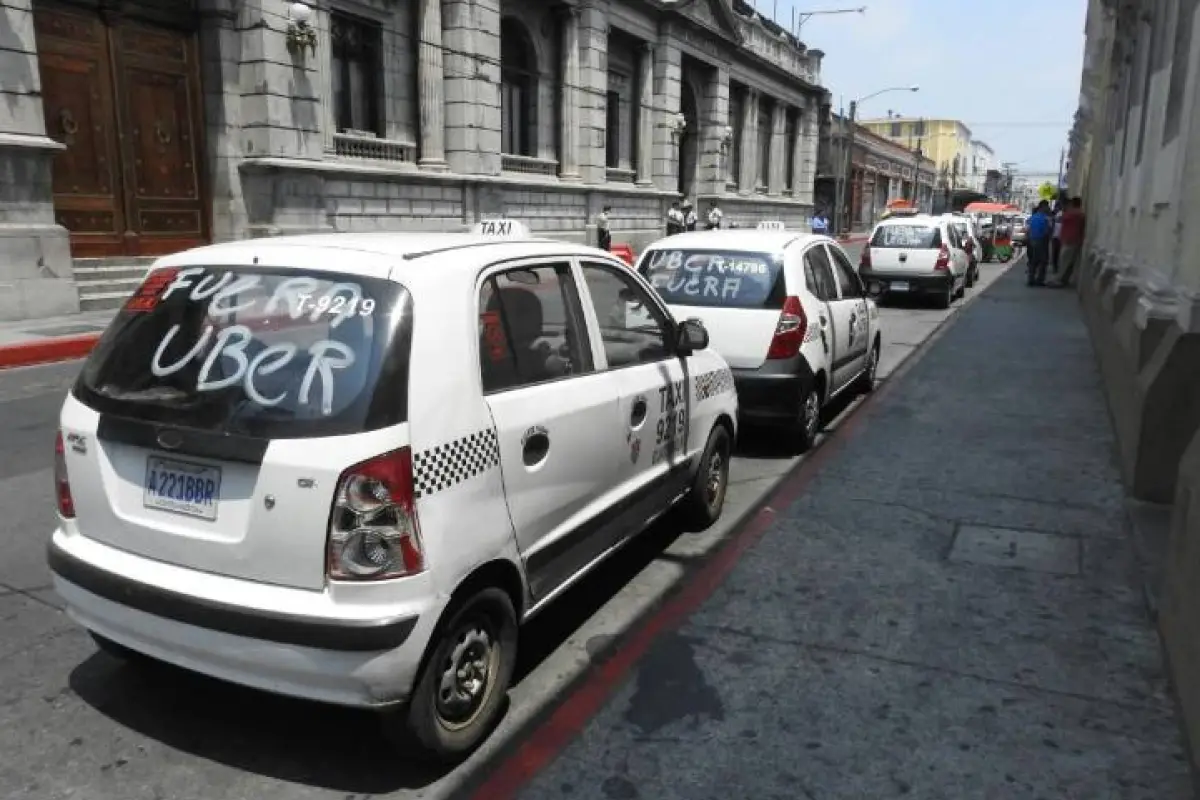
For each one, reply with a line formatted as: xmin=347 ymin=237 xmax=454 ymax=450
xmin=501 ymin=18 xmax=537 ymax=157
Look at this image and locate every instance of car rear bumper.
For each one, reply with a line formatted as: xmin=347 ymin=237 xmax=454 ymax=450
xmin=48 ymin=531 xmax=441 ymax=708
xmin=860 ymin=270 xmax=954 ymax=296
xmin=731 ymin=358 xmax=817 ymax=423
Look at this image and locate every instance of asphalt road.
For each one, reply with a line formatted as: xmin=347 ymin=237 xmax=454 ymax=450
xmin=0 ymin=247 xmax=1015 ymax=800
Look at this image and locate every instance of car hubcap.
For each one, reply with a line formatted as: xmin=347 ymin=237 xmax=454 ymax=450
xmin=705 ymin=448 xmax=726 ymax=509
xmin=435 ymin=624 xmax=495 ymax=728
xmin=803 ymin=392 xmax=820 ymax=438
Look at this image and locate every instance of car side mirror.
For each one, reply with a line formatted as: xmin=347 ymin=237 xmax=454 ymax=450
xmin=676 ymin=318 xmax=709 ymax=354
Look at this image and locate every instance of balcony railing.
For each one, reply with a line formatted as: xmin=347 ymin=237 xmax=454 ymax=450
xmin=333 ymin=131 xmax=415 ymax=163
xmin=606 ymin=166 xmax=636 ymax=184
xmin=501 ymin=153 xmax=558 ymax=176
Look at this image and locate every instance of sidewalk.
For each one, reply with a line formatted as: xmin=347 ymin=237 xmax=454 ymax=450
xmin=479 ymin=266 xmax=1193 ymax=798
xmin=0 ymin=310 xmax=113 ymax=368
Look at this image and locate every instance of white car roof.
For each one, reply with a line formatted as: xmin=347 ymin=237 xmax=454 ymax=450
xmin=645 ymin=229 xmax=831 ymax=252
xmin=149 ymin=232 xmax=622 ymax=281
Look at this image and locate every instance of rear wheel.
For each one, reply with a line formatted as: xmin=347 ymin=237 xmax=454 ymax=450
xmin=388 ymin=588 xmax=518 ymax=763
xmin=854 ymin=342 xmax=880 ymax=394
xmin=936 ymin=282 xmax=953 ymax=309
xmin=786 ymin=383 xmax=822 ymax=454
xmin=678 ymin=425 xmax=732 ymax=529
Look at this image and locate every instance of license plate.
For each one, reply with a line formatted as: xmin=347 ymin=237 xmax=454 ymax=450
xmin=144 ymin=456 xmax=221 ymax=521
xmin=891 ymin=281 xmax=910 ymax=291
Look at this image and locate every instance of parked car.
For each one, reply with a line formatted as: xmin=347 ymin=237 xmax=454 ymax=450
xmin=944 ymin=214 xmax=982 ymax=288
xmin=637 ymin=228 xmax=881 ymax=453
xmin=47 ymin=220 xmax=739 ymax=762
xmin=858 ymin=215 xmax=970 ymax=308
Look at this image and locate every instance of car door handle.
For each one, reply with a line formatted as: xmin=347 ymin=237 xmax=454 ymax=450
xmin=630 ymin=397 xmax=647 ymax=427
xmin=522 ymin=431 xmax=550 ymax=467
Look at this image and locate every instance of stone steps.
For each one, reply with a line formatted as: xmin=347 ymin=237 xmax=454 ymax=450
xmin=72 ymin=258 xmax=155 ymax=312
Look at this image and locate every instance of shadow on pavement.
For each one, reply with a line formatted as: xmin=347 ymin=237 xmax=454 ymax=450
xmin=64 ymin=422 xmax=809 ymax=795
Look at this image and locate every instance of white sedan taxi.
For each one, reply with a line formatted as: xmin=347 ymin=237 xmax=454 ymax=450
xmin=47 ymin=220 xmax=738 ymax=761
xmin=636 ymin=227 xmax=880 ymax=452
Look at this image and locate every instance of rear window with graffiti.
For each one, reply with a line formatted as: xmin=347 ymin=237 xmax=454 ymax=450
xmin=870 ymin=224 xmax=942 ymax=249
xmin=74 ymin=266 xmax=412 ymax=438
xmin=638 ymin=249 xmax=786 ymax=310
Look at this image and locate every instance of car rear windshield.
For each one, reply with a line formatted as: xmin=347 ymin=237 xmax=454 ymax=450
xmin=74 ymin=266 xmax=412 ymax=439
xmin=871 ymin=224 xmax=942 ymax=249
xmin=639 ymin=249 xmax=785 ymax=309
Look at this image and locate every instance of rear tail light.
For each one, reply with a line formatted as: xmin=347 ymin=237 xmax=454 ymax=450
xmin=54 ymin=430 xmax=75 ymax=519
xmin=934 ymin=245 xmax=951 ymax=271
xmin=327 ymin=448 xmax=425 ymax=581
xmin=767 ymin=296 xmax=808 ymax=360
xmin=860 ymin=247 xmax=872 ymax=269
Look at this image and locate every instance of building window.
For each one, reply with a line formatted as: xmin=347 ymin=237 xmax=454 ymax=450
xmin=729 ymin=88 xmax=744 ymax=185
xmin=605 ymin=90 xmax=621 ymax=169
xmin=1164 ymin=0 xmax=1196 ymax=143
xmin=914 ymin=119 xmax=925 ymax=137
xmin=500 ymin=17 xmax=537 ymax=157
xmin=890 ymin=121 xmax=901 ymax=137
xmin=1137 ymin=3 xmax=1166 ymax=163
xmin=330 ymin=11 xmax=383 ymax=136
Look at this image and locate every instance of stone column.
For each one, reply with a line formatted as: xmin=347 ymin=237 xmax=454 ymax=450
xmin=798 ymin=103 xmax=819 ymax=206
xmin=738 ymin=90 xmax=757 ymax=194
xmin=0 ymin=0 xmax=78 ymax=320
xmin=650 ymin=34 xmax=681 ymax=192
xmin=558 ymin=5 xmax=581 ymax=181
xmin=636 ymin=42 xmax=655 ymax=186
xmin=416 ymin=0 xmax=447 ymax=170
xmin=790 ymin=107 xmax=806 ymax=197
xmin=699 ymin=66 xmax=729 ymax=197
xmin=768 ymin=102 xmax=786 ymax=195
xmin=576 ymin=0 xmax=608 ymax=184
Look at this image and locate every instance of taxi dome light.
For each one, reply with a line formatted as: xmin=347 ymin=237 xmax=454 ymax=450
xmin=472 ymin=218 xmax=531 ymax=238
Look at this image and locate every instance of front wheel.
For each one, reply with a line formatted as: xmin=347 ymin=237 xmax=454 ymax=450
xmin=387 ymin=588 xmax=518 ymax=763
xmin=678 ymin=425 xmax=732 ymax=529
xmin=786 ymin=383 xmax=822 ymax=454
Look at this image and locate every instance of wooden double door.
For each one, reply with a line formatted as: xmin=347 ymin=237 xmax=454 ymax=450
xmin=35 ymin=1 xmax=208 ymax=257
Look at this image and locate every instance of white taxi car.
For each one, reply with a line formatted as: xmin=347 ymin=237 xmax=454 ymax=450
xmin=47 ymin=221 xmax=738 ymax=761
xmin=859 ymin=215 xmax=969 ymax=308
xmin=636 ymin=227 xmax=880 ymax=453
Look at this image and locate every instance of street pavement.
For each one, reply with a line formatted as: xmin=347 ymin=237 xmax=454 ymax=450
xmin=0 ymin=247 xmax=1047 ymax=800
xmin=490 ymin=261 xmax=1193 ymax=799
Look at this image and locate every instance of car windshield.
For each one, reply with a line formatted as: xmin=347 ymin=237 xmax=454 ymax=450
xmin=74 ymin=266 xmax=412 ymax=438
xmin=871 ymin=224 xmax=942 ymax=249
xmin=638 ymin=249 xmax=786 ymax=310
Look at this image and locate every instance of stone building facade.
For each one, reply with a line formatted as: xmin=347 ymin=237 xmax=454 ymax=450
xmin=1066 ymin=0 xmax=1200 ymax=775
xmin=0 ymin=0 xmax=828 ymax=320
xmin=815 ymin=112 xmax=936 ymax=229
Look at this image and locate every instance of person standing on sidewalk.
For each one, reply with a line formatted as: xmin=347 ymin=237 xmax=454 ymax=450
xmin=1052 ymin=197 xmax=1086 ymax=288
xmin=705 ymin=202 xmax=724 ymax=230
xmin=1026 ymin=200 xmax=1053 ymax=286
xmin=666 ymin=201 xmax=685 ymax=236
xmin=1051 ymin=205 xmax=1063 ymax=273
xmin=683 ymin=200 xmax=698 ymax=232
xmin=810 ymin=210 xmax=829 ymax=235
xmin=596 ymin=205 xmax=612 ymax=251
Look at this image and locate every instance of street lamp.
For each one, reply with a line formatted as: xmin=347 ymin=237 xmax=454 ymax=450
xmin=794 ymin=6 xmax=866 ymax=37
xmin=834 ymin=84 xmax=918 ymax=236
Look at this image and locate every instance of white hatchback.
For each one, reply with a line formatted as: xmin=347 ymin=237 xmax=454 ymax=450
xmin=858 ymin=216 xmax=969 ymax=308
xmin=47 ymin=223 xmax=738 ymax=761
xmin=636 ymin=229 xmax=881 ymax=453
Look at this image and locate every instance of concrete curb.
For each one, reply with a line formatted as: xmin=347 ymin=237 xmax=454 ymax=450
xmin=0 ymin=333 xmax=102 ymax=370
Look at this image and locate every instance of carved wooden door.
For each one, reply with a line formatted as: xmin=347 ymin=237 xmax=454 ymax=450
xmin=35 ymin=3 xmax=208 ymax=258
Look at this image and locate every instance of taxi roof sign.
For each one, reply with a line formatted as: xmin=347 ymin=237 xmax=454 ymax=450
xmin=757 ymin=221 xmax=787 ymax=231
xmin=472 ymin=218 xmax=531 ymax=237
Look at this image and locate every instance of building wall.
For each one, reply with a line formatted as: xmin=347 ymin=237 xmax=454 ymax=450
xmin=1066 ymin=0 xmax=1200 ymax=775
xmin=860 ymin=118 xmax=975 ymax=188
xmin=0 ymin=0 xmax=832 ymax=320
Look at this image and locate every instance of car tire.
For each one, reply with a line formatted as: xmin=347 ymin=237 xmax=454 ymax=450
xmin=387 ymin=588 xmax=518 ymax=764
xmin=966 ymin=266 xmax=976 ymax=288
xmin=786 ymin=383 xmax=822 ymax=454
xmin=936 ymin=283 xmax=953 ymax=309
xmin=678 ymin=424 xmax=732 ymax=529
xmin=854 ymin=342 xmax=880 ymax=395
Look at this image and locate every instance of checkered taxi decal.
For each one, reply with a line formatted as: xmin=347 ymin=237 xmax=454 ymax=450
xmin=694 ymin=367 xmax=734 ymax=401
xmin=412 ymin=428 xmax=501 ymax=499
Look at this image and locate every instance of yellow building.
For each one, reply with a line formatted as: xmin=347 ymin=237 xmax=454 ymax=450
xmin=858 ymin=118 xmax=974 ymax=188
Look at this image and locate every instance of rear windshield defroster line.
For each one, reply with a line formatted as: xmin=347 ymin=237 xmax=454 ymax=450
xmin=74 ymin=265 xmax=413 ymax=439
xmin=638 ymin=249 xmax=786 ymax=310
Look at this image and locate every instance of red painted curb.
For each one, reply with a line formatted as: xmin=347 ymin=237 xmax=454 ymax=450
xmin=465 ymin=291 xmax=966 ymax=800
xmin=0 ymin=333 xmax=101 ymax=370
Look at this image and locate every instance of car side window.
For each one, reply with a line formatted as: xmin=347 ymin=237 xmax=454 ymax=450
xmin=478 ymin=263 xmax=593 ymax=393
xmin=803 ymin=246 xmax=839 ymax=301
xmin=580 ymin=262 xmax=672 ymax=369
xmin=826 ymin=245 xmax=863 ymax=298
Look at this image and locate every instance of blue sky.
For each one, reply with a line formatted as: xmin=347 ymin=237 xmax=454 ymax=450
xmin=759 ymin=0 xmax=1088 ymax=179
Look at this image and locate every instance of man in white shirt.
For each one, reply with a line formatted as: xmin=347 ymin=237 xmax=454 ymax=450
xmin=666 ymin=201 xmax=685 ymax=235
xmin=706 ymin=203 xmax=724 ymax=230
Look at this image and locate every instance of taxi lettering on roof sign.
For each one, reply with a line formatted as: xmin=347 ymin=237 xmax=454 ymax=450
xmin=757 ymin=221 xmax=786 ymax=231
xmin=472 ymin=218 xmax=530 ymax=237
